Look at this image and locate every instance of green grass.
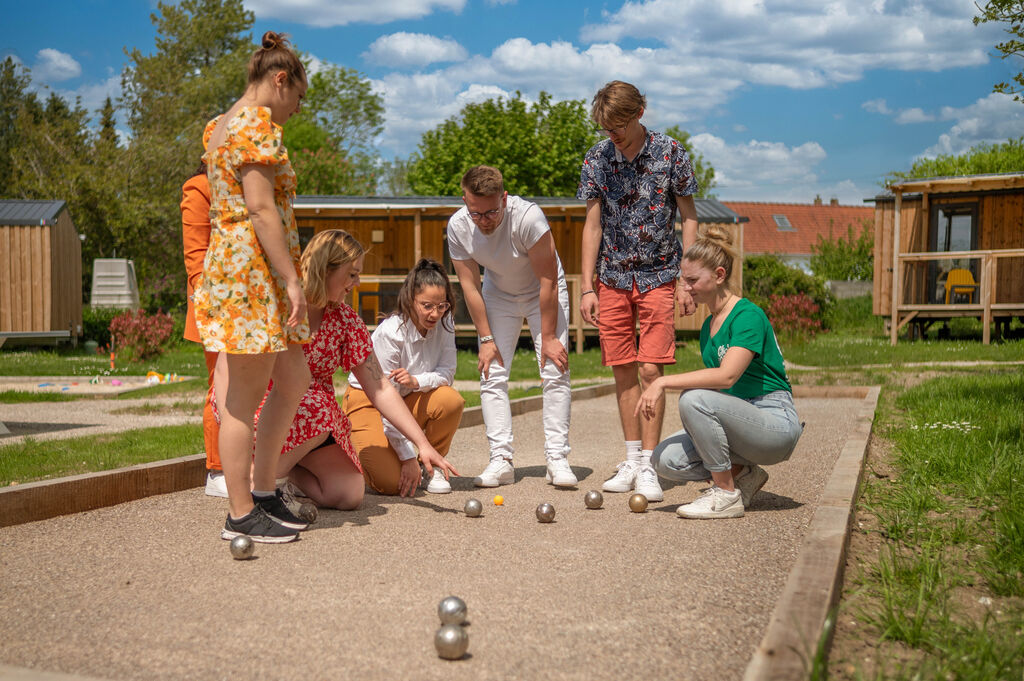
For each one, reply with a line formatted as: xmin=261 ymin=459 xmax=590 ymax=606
xmin=837 ymin=371 xmax=1024 ymax=680
xmin=0 ymin=343 xmax=207 ymax=377
xmin=0 ymin=390 xmax=78 ymax=403
xmin=0 ymin=424 xmax=203 ymax=486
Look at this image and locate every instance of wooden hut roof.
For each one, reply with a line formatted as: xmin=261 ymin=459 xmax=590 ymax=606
xmin=0 ymin=200 xmax=67 ymax=226
xmin=882 ymin=172 xmax=1024 ymax=195
xmin=294 ymin=195 xmax=747 ymax=223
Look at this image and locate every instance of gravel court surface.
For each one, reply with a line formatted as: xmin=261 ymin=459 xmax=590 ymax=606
xmin=0 ymin=393 xmax=860 ymax=681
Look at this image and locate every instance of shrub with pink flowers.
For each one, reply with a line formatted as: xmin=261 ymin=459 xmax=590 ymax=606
xmin=766 ymin=293 xmax=824 ymax=342
xmin=109 ymin=309 xmax=175 ymax=362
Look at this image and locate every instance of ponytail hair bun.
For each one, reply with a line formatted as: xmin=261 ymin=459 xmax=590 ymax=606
xmin=396 ymin=258 xmax=457 ymax=332
xmin=684 ymin=224 xmax=738 ymax=282
xmin=248 ymin=31 xmax=306 ymax=88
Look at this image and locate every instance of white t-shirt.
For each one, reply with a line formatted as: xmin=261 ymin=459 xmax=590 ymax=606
xmin=447 ymin=195 xmax=565 ymax=297
xmin=347 ymin=314 xmax=457 ymax=460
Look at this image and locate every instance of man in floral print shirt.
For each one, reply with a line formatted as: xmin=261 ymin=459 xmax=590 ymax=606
xmin=577 ymin=80 xmax=699 ymax=503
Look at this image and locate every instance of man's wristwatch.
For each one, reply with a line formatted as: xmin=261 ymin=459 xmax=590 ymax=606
xmin=479 ymin=335 xmax=495 ymax=344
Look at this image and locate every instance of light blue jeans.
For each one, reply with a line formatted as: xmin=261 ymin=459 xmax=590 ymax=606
xmin=652 ymin=389 xmax=802 ymax=481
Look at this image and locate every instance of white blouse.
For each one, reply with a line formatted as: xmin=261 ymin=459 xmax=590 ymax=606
xmin=348 ymin=314 xmax=457 ymax=460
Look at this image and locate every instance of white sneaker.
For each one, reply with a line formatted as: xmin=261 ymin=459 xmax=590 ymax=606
xmin=545 ymin=456 xmax=578 ymax=488
xmin=425 ymin=468 xmax=452 ymax=494
xmin=734 ymin=465 xmax=769 ymax=507
xmin=634 ymin=463 xmax=664 ymax=502
xmin=676 ymin=486 xmax=744 ymax=519
xmin=602 ymin=459 xmax=640 ymax=493
xmin=473 ymin=458 xmax=514 ymax=487
xmin=205 ymin=470 xmax=228 ymax=498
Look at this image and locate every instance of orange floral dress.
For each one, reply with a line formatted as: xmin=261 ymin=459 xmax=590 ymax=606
xmin=193 ymin=105 xmax=310 ymax=354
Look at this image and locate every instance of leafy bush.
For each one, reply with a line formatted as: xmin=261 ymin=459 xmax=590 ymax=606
xmin=743 ymin=254 xmax=832 ymax=329
xmin=109 ymin=309 xmax=175 ymax=362
xmin=810 ymin=219 xmax=874 ymax=281
xmin=766 ymin=293 xmax=824 ymax=341
xmin=82 ymin=306 xmax=130 ymax=347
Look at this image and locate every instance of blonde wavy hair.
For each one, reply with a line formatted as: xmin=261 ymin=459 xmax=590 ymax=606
xmin=301 ymin=229 xmax=365 ymax=308
xmin=684 ymin=224 xmax=737 ymax=284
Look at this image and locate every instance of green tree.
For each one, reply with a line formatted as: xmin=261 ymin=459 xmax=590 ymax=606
xmin=809 ymin=219 xmax=874 ymax=281
xmin=0 ymin=58 xmax=33 ymax=190
xmin=663 ymin=125 xmax=717 ymax=198
xmin=408 ymin=91 xmax=600 ymax=196
xmin=974 ymin=0 xmax=1024 ymax=101
xmin=886 ymin=137 xmax=1024 ymax=183
xmin=282 ymin=61 xmax=384 ymax=195
xmin=120 ymin=0 xmax=254 ymax=308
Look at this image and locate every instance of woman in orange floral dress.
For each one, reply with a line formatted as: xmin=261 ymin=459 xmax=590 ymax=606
xmin=193 ymin=31 xmax=312 ymax=544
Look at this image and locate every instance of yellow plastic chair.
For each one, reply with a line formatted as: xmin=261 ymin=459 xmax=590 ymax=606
xmin=944 ymin=268 xmax=978 ymax=304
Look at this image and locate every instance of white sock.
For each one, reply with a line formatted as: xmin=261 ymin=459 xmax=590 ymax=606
xmin=640 ymin=449 xmax=653 ymax=465
xmin=625 ymin=441 xmax=642 ymax=462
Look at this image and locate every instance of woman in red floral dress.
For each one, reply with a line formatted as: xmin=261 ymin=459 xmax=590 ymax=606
xmin=265 ymin=230 xmax=460 ymax=511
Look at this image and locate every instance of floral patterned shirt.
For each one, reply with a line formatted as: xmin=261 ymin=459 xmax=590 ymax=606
xmin=577 ymin=130 xmax=699 ymax=293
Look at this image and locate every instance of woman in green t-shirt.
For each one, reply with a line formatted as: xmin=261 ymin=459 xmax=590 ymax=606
xmin=636 ymin=225 xmax=803 ymax=519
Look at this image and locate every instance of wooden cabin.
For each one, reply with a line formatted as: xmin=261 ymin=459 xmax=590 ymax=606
xmin=871 ymin=173 xmax=1024 ymax=344
xmin=0 ymin=200 xmax=82 ymax=346
xmin=294 ymin=196 xmax=747 ymax=351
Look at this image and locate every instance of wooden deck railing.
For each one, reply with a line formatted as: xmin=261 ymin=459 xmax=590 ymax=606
xmin=890 ymin=248 xmax=1024 ymax=345
xmin=346 ymin=274 xmax=589 ymax=353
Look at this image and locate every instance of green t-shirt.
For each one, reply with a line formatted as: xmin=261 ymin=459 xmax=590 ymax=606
xmin=700 ymin=298 xmax=792 ymax=399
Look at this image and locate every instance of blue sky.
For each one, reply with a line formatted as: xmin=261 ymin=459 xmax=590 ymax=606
xmin=3 ymin=0 xmax=1023 ymax=203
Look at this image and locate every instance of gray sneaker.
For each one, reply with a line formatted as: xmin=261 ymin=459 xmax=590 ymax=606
xmin=734 ymin=465 xmax=769 ymax=507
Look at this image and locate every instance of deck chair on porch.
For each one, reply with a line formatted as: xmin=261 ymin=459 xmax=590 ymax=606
xmin=943 ymin=268 xmax=979 ymax=304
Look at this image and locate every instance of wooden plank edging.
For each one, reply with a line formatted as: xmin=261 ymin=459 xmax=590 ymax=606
xmin=742 ymin=385 xmax=880 ymax=681
xmin=0 ymin=382 xmax=617 ymax=528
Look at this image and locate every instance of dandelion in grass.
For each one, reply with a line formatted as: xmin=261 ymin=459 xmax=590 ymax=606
xmin=908 ymin=420 xmax=981 ymax=434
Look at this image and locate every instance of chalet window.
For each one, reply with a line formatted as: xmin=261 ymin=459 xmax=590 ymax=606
xmin=928 ymin=203 xmax=979 ymax=304
xmin=773 ymin=215 xmax=794 ymax=230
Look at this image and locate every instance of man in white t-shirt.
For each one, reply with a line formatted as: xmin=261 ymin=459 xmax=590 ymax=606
xmin=447 ymin=165 xmax=576 ymax=488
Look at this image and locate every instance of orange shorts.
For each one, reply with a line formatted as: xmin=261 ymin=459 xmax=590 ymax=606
xmin=597 ymin=280 xmax=677 ymax=366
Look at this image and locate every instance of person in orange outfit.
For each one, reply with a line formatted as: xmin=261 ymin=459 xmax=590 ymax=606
xmin=180 ymin=164 xmax=225 ymax=497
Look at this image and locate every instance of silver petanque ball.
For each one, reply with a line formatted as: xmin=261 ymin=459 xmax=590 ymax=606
xmin=535 ymin=502 xmax=556 ymax=523
xmin=463 ymin=498 xmax=483 ymax=518
xmin=434 ymin=624 xmax=469 ymax=660
xmin=438 ymin=596 xmax=468 ymax=625
xmin=584 ymin=490 xmax=604 ymax=509
xmin=297 ymin=503 xmax=318 ymax=524
xmin=229 ymin=535 xmax=254 ymax=560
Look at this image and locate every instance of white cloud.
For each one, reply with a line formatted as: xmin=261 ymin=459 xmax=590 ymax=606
xmin=580 ymin=0 xmax=998 ymax=89
xmin=363 ymin=33 xmax=467 ymax=68
xmin=862 ymin=99 xmax=891 ymax=115
xmin=33 ymin=48 xmax=81 ymax=82
xmin=244 ymin=0 xmax=465 ymax=26
xmin=894 ymin=108 xmax=934 ymax=124
xmin=923 ymin=93 xmax=1024 ymax=157
xmin=486 ymin=0 xmax=516 ymax=4
xmin=690 ymin=132 xmax=841 ymax=201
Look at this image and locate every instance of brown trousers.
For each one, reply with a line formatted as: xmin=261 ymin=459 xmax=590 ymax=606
xmin=342 ymin=385 xmax=464 ymax=495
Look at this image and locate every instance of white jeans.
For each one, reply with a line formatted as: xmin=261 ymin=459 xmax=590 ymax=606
xmin=480 ymin=284 xmax=571 ymax=461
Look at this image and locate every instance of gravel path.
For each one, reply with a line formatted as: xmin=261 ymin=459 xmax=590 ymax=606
xmin=0 ymin=392 xmax=861 ymax=681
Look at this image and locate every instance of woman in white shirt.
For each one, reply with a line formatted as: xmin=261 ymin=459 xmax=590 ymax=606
xmin=343 ymin=259 xmax=465 ymax=496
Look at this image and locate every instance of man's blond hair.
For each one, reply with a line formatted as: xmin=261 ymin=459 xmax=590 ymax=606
xmin=460 ymin=165 xmax=505 ymax=196
xmin=591 ymin=80 xmax=646 ymax=128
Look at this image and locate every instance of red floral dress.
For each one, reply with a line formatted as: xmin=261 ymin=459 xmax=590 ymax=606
xmin=280 ymin=303 xmax=372 ymax=468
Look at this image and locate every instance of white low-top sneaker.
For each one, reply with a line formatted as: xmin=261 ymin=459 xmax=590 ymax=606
xmin=602 ymin=459 xmax=640 ymax=492
xmin=676 ymin=486 xmax=744 ymax=519
xmin=734 ymin=465 xmax=769 ymax=507
xmin=205 ymin=470 xmax=228 ymax=498
xmin=545 ymin=457 xmax=578 ymax=488
xmin=634 ymin=463 xmax=664 ymax=501
xmin=473 ymin=458 xmax=514 ymax=487
xmin=425 ymin=468 xmax=452 ymax=494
